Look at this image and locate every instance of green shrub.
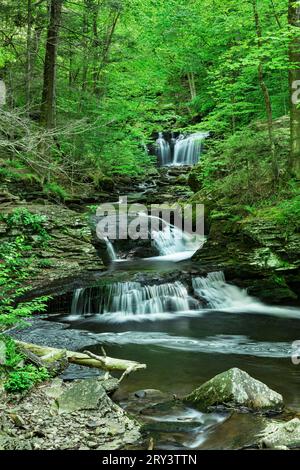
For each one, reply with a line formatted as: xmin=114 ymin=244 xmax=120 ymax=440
xmin=4 ymin=365 xmax=49 ymax=393
xmin=44 ymin=182 xmax=69 ymax=200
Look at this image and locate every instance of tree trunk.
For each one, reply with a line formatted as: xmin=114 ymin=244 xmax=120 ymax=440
xmin=15 ymin=340 xmax=146 ymax=373
xmin=187 ymin=72 xmax=196 ymax=100
xmin=26 ymin=0 xmax=33 ymax=109
xmin=251 ymin=0 xmax=279 ymax=183
xmin=40 ymin=0 xmax=63 ymax=128
xmin=288 ymin=0 xmax=300 ymax=178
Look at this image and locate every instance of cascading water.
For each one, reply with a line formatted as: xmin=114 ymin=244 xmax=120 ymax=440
xmin=104 ymin=236 xmax=117 ymax=261
xmin=173 ymin=132 xmax=209 ymax=166
xmin=155 ymin=131 xmax=209 ymax=167
xmin=151 ymin=220 xmax=203 ymax=261
xmin=71 ymin=280 xmax=199 ymax=318
xmin=192 ymin=271 xmax=255 ymax=309
xmin=133 ymin=213 xmax=204 ymax=261
xmin=156 ymin=132 xmax=171 ymax=166
xmin=70 ymin=271 xmax=300 ymax=322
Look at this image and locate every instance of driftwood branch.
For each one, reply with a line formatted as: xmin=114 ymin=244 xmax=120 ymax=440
xmin=83 ymin=350 xmax=142 ymax=382
xmin=15 ymin=340 xmax=146 ymax=373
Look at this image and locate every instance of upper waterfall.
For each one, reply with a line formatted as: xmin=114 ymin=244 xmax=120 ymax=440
xmin=156 ymin=132 xmax=171 ymax=166
xmin=155 ymin=131 xmax=209 ymax=166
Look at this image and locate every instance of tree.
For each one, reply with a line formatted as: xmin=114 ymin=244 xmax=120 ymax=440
xmin=40 ymin=0 xmax=63 ymax=128
xmin=251 ymin=0 xmax=278 ymax=183
xmin=288 ymin=0 xmax=300 ymax=178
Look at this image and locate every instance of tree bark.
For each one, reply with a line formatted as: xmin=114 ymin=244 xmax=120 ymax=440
xmin=26 ymin=0 xmax=33 ymax=109
xmin=251 ymin=0 xmax=279 ymax=183
xmin=187 ymin=72 xmax=196 ymax=100
xmin=288 ymin=0 xmax=300 ymax=178
xmin=15 ymin=340 xmax=146 ymax=373
xmin=40 ymin=0 xmax=63 ymax=128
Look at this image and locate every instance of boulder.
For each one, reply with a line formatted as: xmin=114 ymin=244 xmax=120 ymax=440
xmin=57 ymin=378 xmax=107 ymax=414
xmin=184 ymin=368 xmax=283 ymax=412
xmin=258 ymin=418 xmax=300 ymax=449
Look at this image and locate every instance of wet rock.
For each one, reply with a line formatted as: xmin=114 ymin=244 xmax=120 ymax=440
xmin=133 ymin=389 xmax=172 ymax=400
xmin=184 ymin=368 xmax=283 ymax=412
xmin=198 ymin=412 xmax=268 ymax=450
xmin=192 ymin=212 xmax=300 ymax=304
xmin=259 ymin=418 xmax=300 ymax=449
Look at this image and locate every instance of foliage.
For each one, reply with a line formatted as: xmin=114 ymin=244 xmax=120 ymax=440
xmin=0 ymin=0 xmax=294 ymax=185
xmin=43 ymin=182 xmax=69 ymax=201
xmin=0 ymin=209 xmax=50 ymax=330
xmin=0 ymin=336 xmax=50 ymax=393
xmin=1 ymin=208 xmax=50 ymax=245
xmin=4 ymin=365 xmax=50 ymax=394
xmin=1 ymin=335 xmax=23 ymax=368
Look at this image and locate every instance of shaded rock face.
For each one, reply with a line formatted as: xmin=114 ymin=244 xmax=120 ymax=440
xmin=193 ymin=214 xmax=300 ymax=304
xmin=258 ymin=418 xmax=300 ymax=449
xmin=198 ymin=412 xmax=268 ymax=450
xmin=184 ymin=368 xmax=284 ymax=413
xmin=0 ymin=377 xmax=141 ymax=450
xmin=0 ymin=200 xmax=104 ymax=297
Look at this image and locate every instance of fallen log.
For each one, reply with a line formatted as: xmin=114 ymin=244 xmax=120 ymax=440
xmin=15 ymin=340 xmax=146 ymax=373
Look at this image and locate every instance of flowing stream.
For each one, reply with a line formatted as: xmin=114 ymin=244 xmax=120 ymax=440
xmin=55 ymin=269 xmax=300 ymax=448
xmin=48 ymin=161 xmax=300 ymax=449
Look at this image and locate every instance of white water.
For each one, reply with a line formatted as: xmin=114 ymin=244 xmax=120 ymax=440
xmin=110 ymin=212 xmax=204 ymax=263
xmin=173 ymin=132 xmax=209 ymax=166
xmin=70 ymin=280 xmax=198 ymax=317
xmin=104 ymin=237 xmax=117 ymax=261
xmin=85 ymin=330 xmax=293 ymax=358
xmin=192 ymin=271 xmax=253 ymax=309
xmin=70 ymin=271 xmax=300 ymax=321
xmin=147 ymin=214 xmax=204 ymax=261
xmin=193 ymin=271 xmax=300 ymax=318
xmin=156 ymin=132 xmax=171 ymax=165
xmin=156 ymin=131 xmax=209 ymax=166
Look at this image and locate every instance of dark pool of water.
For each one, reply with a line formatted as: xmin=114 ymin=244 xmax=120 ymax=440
xmin=52 ymin=308 xmax=300 ymax=410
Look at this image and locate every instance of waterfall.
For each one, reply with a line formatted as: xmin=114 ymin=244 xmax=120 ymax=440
xmin=156 ymin=132 xmax=171 ymax=166
xmin=155 ymin=131 xmax=209 ymax=167
xmin=192 ymin=271 xmax=254 ymax=309
xmin=104 ymin=237 xmax=117 ymax=261
xmin=70 ymin=271 xmax=300 ymax=322
xmin=173 ymin=132 xmax=208 ymax=166
xmin=70 ymin=287 xmax=93 ymax=318
xmin=152 ymin=223 xmax=202 ymax=258
xmin=70 ymin=281 xmax=198 ymax=317
xmin=136 ymin=213 xmax=204 ymax=261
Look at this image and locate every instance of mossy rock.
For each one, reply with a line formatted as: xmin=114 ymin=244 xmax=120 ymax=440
xmin=184 ymin=368 xmax=283 ymax=413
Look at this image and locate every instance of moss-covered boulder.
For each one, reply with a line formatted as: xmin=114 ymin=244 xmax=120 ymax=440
xmin=184 ymin=368 xmax=283 ymax=412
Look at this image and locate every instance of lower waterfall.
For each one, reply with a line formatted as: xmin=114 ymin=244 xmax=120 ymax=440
xmin=192 ymin=271 xmax=254 ymax=309
xmin=70 ymin=271 xmax=300 ymax=321
xmin=70 ymin=280 xmax=199 ymax=318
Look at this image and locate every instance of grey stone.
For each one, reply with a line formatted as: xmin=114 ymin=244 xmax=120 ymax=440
xmin=259 ymin=418 xmax=300 ymax=449
xmin=57 ymin=378 xmax=106 ymax=414
xmin=184 ymin=368 xmax=283 ymax=412
xmin=44 ymin=378 xmax=64 ymax=399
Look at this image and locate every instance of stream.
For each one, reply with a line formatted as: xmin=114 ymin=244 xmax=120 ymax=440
xmin=46 ymin=243 xmax=300 ymax=449
xmin=41 ymin=133 xmax=300 ymax=449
